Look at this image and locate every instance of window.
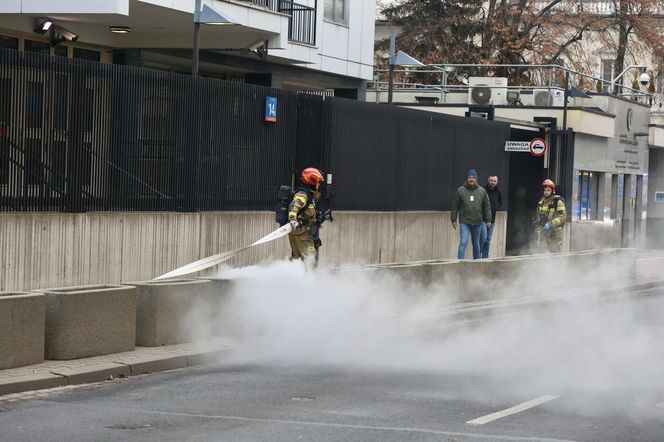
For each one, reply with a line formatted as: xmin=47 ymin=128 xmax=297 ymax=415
xmin=0 ymin=35 xmax=18 ymax=50
xmin=324 ymin=0 xmax=346 ymax=23
xmin=578 ymin=171 xmax=599 ymax=221
xmin=73 ymin=48 xmax=100 ymax=62
xmin=53 ymin=45 xmax=68 ymax=57
xmin=601 ymin=59 xmax=614 ymax=92
xmin=24 ymin=40 xmax=50 ymax=54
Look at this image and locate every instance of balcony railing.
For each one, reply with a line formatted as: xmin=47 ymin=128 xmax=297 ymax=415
xmin=241 ymin=0 xmax=317 ymax=46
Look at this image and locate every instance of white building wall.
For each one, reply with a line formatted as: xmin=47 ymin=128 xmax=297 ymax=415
xmin=1 ymin=0 xmax=129 ymax=14
xmin=0 ymin=0 xmax=375 ymax=81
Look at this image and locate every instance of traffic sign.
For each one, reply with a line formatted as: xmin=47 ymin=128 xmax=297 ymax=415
xmin=529 ymin=138 xmax=546 ymax=157
xmin=265 ymin=96 xmax=277 ymax=122
xmin=504 ymin=141 xmax=529 ymax=152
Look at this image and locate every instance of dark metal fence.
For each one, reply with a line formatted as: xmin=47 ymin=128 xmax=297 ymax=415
xmin=0 ymin=48 xmax=296 ymax=212
xmin=0 ymin=48 xmax=512 ymax=213
xmin=322 ymin=99 xmax=512 ymax=211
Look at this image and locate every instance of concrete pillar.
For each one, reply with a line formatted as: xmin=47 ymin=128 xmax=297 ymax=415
xmin=596 ymin=172 xmax=608 ymax=221
xmin=611 ymin=174 xmax=620 ymax=220
xmin=635 ymin=174 xmax=645 ymax=248
xmin=647 ymin=149 xmax=664 ymax=248
xmin=622 ymin=174 xmax=635 ymax=247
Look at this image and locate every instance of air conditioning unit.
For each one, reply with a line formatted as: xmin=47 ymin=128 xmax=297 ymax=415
xmin=468 ymin=77 xmax=508 ymax=105
xmin=533 ymin=88 xmax=565 ymax=107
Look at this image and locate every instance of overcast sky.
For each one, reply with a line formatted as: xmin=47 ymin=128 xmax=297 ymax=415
xmin=376 ymin=0 xmax=397 ymax=19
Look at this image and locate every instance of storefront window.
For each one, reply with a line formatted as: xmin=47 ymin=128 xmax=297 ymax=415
xmin=578 ymin=170 xmax=599 ymax=220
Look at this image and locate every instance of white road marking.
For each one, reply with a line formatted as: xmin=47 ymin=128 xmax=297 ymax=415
xmin=39 ymin=401 xmax=581 ymax=442
xmin=637 ymin=257 xmax=664 ymax=262
xmin=466 ymin=395 xmax=560 ymax=425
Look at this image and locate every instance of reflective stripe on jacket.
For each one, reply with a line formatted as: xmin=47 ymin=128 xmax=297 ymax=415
xmin=288 ymin=190 xmax=318 ymax=226
xmin=537 ymin=195 xmax=566 ymax=228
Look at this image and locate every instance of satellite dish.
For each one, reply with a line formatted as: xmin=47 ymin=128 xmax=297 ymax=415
xmin=471 ymin=87 xmax=492 ymax=105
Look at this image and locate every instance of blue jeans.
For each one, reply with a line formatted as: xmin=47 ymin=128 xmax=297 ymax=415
xmin=480 ymin=222 xmax=495 ymax=259
xmin=458 ymin=223 xmax=481 ymax=260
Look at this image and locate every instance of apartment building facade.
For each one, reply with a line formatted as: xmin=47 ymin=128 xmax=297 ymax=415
xmin=0 ymin=0 xmax=375 ymax=96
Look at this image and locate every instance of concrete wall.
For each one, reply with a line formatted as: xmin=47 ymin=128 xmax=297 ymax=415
xmin=570 ymin=221 xmax=622 ymax=251
xmin=0 ymin=211 xmax=507 ymax=292
xmin=367 ymin=248 xmax=636 ymax=304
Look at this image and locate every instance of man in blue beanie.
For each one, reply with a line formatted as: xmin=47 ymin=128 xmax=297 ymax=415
xmin=450 ymin=169 xmax=492 ymax=259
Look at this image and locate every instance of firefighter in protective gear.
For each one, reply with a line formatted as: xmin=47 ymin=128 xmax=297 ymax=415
xmin=288 ymin=167 xmax=324 ymax=262
xmin=536 ymin=179 xmax=567 ymax=253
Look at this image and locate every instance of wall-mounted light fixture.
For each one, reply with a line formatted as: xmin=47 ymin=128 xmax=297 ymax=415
xmin=109 ymin=26 xmax=132 ymax=34
xmin=198 ymin=5 xmax=236 ymax=25
xmin=34 ymin=19 xmax=78 ymax=46
xmin=34 ymin=20 xmax=53 ymax=34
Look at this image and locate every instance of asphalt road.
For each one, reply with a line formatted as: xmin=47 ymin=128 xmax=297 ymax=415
xmin=1 ymin=288 xmax=664 ymax=442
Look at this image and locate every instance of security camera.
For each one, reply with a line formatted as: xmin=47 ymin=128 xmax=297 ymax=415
xmin=639 ymin=72 xmax=650 ymax=86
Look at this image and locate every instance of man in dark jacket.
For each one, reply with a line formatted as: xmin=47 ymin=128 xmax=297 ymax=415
xmin=450 ymin=169 xmax=492 ymax=259
xmin=480 ymin=174 xmax=503 ymax=258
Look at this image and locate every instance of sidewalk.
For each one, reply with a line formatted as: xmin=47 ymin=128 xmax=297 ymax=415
xmin=0 ymin=338 xmax=234 ymax=397
xmin=637 ymin=249 xmax=664 ymax=284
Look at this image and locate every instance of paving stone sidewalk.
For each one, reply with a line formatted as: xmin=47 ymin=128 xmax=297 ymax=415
xmin=0 ymin=337 xmax=234 ymax=397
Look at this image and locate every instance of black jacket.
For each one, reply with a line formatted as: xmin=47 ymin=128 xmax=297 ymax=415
xmin=485 ymin=185 xmax=503 ymax=223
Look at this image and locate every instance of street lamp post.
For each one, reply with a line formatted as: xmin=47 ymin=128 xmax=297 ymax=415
xmin=191 ymin=0 xmax=236 ymax=76
xmin=192 ymin=0 xmax=202 ymax=76
xmin=386 ymin=31 xmax=423 ymax=104
xmin=611 ymin=64 xmax=647 ymax=94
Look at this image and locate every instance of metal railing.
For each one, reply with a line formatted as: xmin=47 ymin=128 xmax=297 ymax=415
xmin=369 ymin=63 xmax=654 ymax=106
xmin=279 ymin=0 xmax=316 ymax=45
xmin=241 ymin=0 xmax=316 ymax=45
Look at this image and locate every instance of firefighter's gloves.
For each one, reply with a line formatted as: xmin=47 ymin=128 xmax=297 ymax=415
xmin=543 ymin=223 xmax=551 ymax=231
xmin=289 ymin=218 xmax=300 ymax=230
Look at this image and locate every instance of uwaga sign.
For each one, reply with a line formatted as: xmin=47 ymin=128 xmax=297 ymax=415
xmin=505 ymin=138 xmax=547 ymax=157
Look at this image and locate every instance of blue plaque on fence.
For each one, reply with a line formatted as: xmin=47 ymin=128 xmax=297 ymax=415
xmin=265 ymin=96 xmax=277 ymax=122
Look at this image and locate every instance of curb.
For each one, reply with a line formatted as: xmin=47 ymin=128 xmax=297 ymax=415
xmin=0 ymin=347 xmax=228 ymax=398
xmin=431 ymin=279 xmax=664 ymax=321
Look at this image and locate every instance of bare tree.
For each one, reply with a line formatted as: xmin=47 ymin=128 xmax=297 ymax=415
xmin=378 ymin=0 xmax=664 ymax=88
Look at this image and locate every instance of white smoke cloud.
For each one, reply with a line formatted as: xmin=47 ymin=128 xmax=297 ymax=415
xmin=207 ymin=257 xmax=664 ymax=419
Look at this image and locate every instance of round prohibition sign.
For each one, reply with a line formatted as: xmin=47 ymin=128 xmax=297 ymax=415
xmin=529 ymin=138 xmax=547 ymax=157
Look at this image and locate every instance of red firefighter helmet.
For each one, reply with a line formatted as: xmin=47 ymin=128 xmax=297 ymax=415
xmin=542 ymin=179 xmax=556 ymax=190
xmin=301 ymin=168 xmax=324 ymax=186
